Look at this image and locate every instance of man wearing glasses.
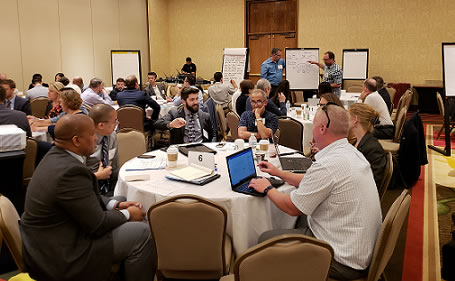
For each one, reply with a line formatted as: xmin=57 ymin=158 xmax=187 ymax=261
xmin=238 ymin=89 xmax=278 ymax=140
xmin=309 ymin=51 xmax=343 ymax=97
xmin=87 ymin=104 xmax=120 ymax=196
xmin=248 ymin=104 xmax=382 ymax=281
xmin=261 ymin=48 xmax=285 ymax=95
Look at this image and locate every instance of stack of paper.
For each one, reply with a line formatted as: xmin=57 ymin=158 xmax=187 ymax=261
xmin=169 ymin=163 xmax=214 ymax=181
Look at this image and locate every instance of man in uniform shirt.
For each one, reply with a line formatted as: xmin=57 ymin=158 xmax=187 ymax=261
xmin=309 ymin=51 xmax=343 ymax=97
xmin=260 ymin=48 xmax=285 ymax=96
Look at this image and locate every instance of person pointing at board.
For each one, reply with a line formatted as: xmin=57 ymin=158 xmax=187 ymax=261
xmin=308 ymin=51 xmax=343 ymax=97
xmin=261 ymin=48 xmax=285 ymax=97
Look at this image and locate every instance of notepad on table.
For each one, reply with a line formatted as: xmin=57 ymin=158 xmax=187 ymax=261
xmin=169 ymin=163 xmax=214 ymax=181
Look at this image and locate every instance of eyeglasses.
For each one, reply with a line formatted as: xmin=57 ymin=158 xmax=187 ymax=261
xmin=250 ymin=100 xmax=264 ymax=106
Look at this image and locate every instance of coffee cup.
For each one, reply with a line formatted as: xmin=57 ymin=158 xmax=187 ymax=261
xmin=296 ymin=107 xmax=302 ymax=117
xmin=255 ymin=152 xmax=266 ymax=162
xmin=259 ymin=139 xmax=269 ymax=153
xmin=234 ymin=139 xmax=244 ymax=150
xmin=167 ymin=145 xmax=178 ymax=167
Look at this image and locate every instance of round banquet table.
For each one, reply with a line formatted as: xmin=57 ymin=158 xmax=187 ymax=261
xmin=114 ymin=143 xmax=298 ymax=255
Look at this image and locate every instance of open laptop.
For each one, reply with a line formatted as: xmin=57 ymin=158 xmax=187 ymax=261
xmin=226 ymin=148 xmax=264 ymax=197
xmin=273 ymin=137 xmax=313 ymax=173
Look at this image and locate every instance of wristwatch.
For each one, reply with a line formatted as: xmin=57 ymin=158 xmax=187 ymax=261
xmin=256 ymin=118 xmax=264 ymax=122
xmin=263 ymin=185 xmax=275 ymax=195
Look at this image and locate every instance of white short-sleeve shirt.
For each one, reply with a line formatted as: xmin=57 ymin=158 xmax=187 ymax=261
xmin=290 ymin=138 xmax=382 ymax=270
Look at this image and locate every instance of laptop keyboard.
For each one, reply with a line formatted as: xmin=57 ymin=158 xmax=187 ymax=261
xmin=236 ymin=181 xmax=255 ymax=193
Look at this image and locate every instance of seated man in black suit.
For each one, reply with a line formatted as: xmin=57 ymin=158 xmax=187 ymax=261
xmin=155 ymin=87 xmax=214 ymax=144
xmin=117 ymin=75 xmax=161 ymax=132
xmin=144 ymin=72 xmax=172 ymax=102
xmin=0 ymin=86 xmax=32 ymax=136
xmin=0 ymin=79 xmax=31 ymax=115
xmin=20 ymin=114 xmax=157 ymax=281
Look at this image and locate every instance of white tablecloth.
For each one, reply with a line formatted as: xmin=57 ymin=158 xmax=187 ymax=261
xmin=114 ymin=143 xmax=297 ymax=255
xmin=288 ymin=107 xmax=315 ymax=152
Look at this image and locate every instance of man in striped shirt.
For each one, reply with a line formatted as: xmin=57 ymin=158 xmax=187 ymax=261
xmin=249 ymin=104 xmax=382 ymax=280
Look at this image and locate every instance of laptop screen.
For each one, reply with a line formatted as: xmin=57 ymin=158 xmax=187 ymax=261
xmin=226 ymin=148 xmax=256 ymax=186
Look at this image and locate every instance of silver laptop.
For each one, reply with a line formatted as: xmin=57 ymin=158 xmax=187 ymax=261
xmin=273 ymin=137 xmax=313 ymax=173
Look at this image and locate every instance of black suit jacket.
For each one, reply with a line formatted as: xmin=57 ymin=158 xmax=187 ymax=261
xmin=0 ymin=104 xmax=32 ymax=136
xmin=20 ymin=147 xmax=127 ymax=281
xmin=117 ymin=89 xmax=161 ymax=120
xmin=13 ymin=95 xmax=31 ymax=115
xmin=378 ymin=88 xmax=392 ymax=113
xmin=356 ymin=132 xmax=387 ymax=189
xmin=155 ymin=106 xmax=214 ymax=144
xmin=144 ymin=83 xmax=166 ymax=99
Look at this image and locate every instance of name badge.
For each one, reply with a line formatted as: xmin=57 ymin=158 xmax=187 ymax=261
xmin=278 ymin=65 xmax=283 ymax=70
xmin=254 ymin=119 xmax=266 ymax=127
xmin=324 ymin=72 xmax=329 ymax=79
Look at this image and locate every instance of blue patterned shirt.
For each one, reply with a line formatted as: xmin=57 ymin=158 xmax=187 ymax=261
xmin=238 ymin=110 xmax=278 ymax=133
xmin=323 ymin=62 xmax=343 ymax=97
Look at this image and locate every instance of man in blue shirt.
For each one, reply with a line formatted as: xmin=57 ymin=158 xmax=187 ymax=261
xmin=261 ymin=48 xmax=285 ymax=95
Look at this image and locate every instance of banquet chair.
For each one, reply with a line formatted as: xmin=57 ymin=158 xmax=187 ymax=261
xmin=391 ymin=89 xmax=412 ymax=122
xmin=117 ymin=128 xmax=146 ymax=167
xmin=216 ymin=104 xmax=229 ymax=140
xmin=148 ymin=195 xmax=233 ymax=281
xmin=347 ymin=86 xmax=363 ymax=93
xmin=30 ymin=97 xmax=49 ymax=118
xmin=278 ymin=116 xmax=303 ymax=152
xmin=436 ymin=92 xmax=455 ymax=139
xmin=292 ymin=91 xmax=304 ymax=106
xmin=378 ymin=152 xmax=393 ymax=201
xmin=220 ymin=234 xmax=333 ymax=281
xmin=378 ymin=106 xmax=407 ymax=155
xmin=226 ymin=111 xmax=240 ymax=140
xmin=23 ymin=137 xmax=38 ymax=187
xmin=117 ymin=105 xmax=145 ymax=132
xmin=386 ymin=87 xmax=396 ymax=114
xmin=329 ymin=189 xmax=411 ymax=281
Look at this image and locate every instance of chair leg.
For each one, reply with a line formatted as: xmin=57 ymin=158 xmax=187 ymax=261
xmin=437 ymin=125 xmax=444 ymax=140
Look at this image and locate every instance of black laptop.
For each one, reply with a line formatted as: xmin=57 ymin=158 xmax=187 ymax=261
xmin=273 ymin=140 xmax=313 ymax=173
xmin=226 ymin=148 xmax=264 ymax=197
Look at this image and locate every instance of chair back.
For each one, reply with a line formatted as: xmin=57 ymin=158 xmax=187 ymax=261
xmin=292 ymin=91 xmax=305 ymax=106
xmin=117 ymin=105 xmax=144 ymax=132
xmin=226 ymin=111 xmax=240 ymax=140
xmin=167 ymin=85 xmax=180 ymax=98
xmin=117 ymin=128 xmax=146 ymax=166
xmin=148 ymin=195 xmax=229 ymax=279
xmin=386 ymin=87 xmax=396 ymax=105
xmin=233 ymin=234 xmax=333 ymax=281
xmin=393 ymin=106 xmax=407 ymax=143
xmin=216 ymin=104 xmax=229 ymax=140
xmin=436 ymin=92 xmax=444 ymax=117
xmin=30 ymin=97 xmax=50 ymax=118
xmin=278 ymin=117 xmax=303 ymax=152
xmin=0 ymin=194 xmax=25 ymax=272
xmin=274 ymin=128 xmax=281 ymax=143
xmin=347 ymin=86 xmax=363 ymax=93
xmin=23 ymin=137 xmax=38 ymax=186
xmin=367 ymin=190 xmax=411 ymax=281
xmin=378 ymin=152 xmax=393 ymax=201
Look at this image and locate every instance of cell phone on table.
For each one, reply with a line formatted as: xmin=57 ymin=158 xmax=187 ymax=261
xmin=216 ymin=142 xmax=226 ymax=148
xmin=137 ymin=154 xmax=156 ymax=159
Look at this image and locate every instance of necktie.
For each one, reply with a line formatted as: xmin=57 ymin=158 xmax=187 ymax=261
xmin=187 ymin=114 xmax=196 ymax=143
xmin=98 ymin=136 xmax=110 ymax=194
xmin=6 ymin=100 xmax=11 ymax=109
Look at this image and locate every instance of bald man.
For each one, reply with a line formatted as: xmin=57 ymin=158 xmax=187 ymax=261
xmin=360 ymin=78 xmax=394 ymax=139
xmin=249 ymin=105 xmax=382 ymax=280
xmin=20 ymin=114 xmax=156 ymax=281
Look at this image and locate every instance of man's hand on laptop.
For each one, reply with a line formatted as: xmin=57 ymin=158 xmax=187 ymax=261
xmin=257 ymin=161 xmax=280 ymax=177
xmin=249 ymin=177 xmax=271 ymax=193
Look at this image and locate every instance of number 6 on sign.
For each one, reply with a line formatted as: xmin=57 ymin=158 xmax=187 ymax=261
xmin=188 ymin=151 xmax=215 ymax=170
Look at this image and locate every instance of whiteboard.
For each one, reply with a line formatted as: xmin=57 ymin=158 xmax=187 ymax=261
xmin=342 ymin=49 xmax=369 ymax=79
xmin=111 ymin=50 xmax=142 ymax=86
xmin=285 ymin=48 xmax=320 ymax=90
xmin=443 ymin=43 xmax=455 ymax=97
xmin=222 ymin=48 xmax=249 ymax=87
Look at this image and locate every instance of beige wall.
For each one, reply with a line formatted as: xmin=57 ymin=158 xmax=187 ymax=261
xmin=148 ymin=0 xmax=245 ymax=80
xmin=298 ymin=0 xmax=455 ymax=85
xmin=0 ymin=0 xmax=149 ymax=92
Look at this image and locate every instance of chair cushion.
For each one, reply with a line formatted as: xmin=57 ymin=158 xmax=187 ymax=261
xmin=378 ymin=139 xmax=399 ymax=154
xmin=220 ymin=274 xmax=235 ymax=281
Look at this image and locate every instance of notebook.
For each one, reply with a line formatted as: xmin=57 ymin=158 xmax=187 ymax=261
xmin=226 ymin=148 xmax=264 ymax=197
xmin=177 ymin=143 xmax=217 ymax=156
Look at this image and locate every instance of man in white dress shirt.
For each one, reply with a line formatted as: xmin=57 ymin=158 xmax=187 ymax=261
xmin=360 ymin=78 xmax=395 ymax=139
xmin=249 ymin=104 xmax=382 ymax=280
xmin=26 ymin=76 xmax=49 ymax=100
xmin=207 ymin=72 xmax=237 ymax=108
